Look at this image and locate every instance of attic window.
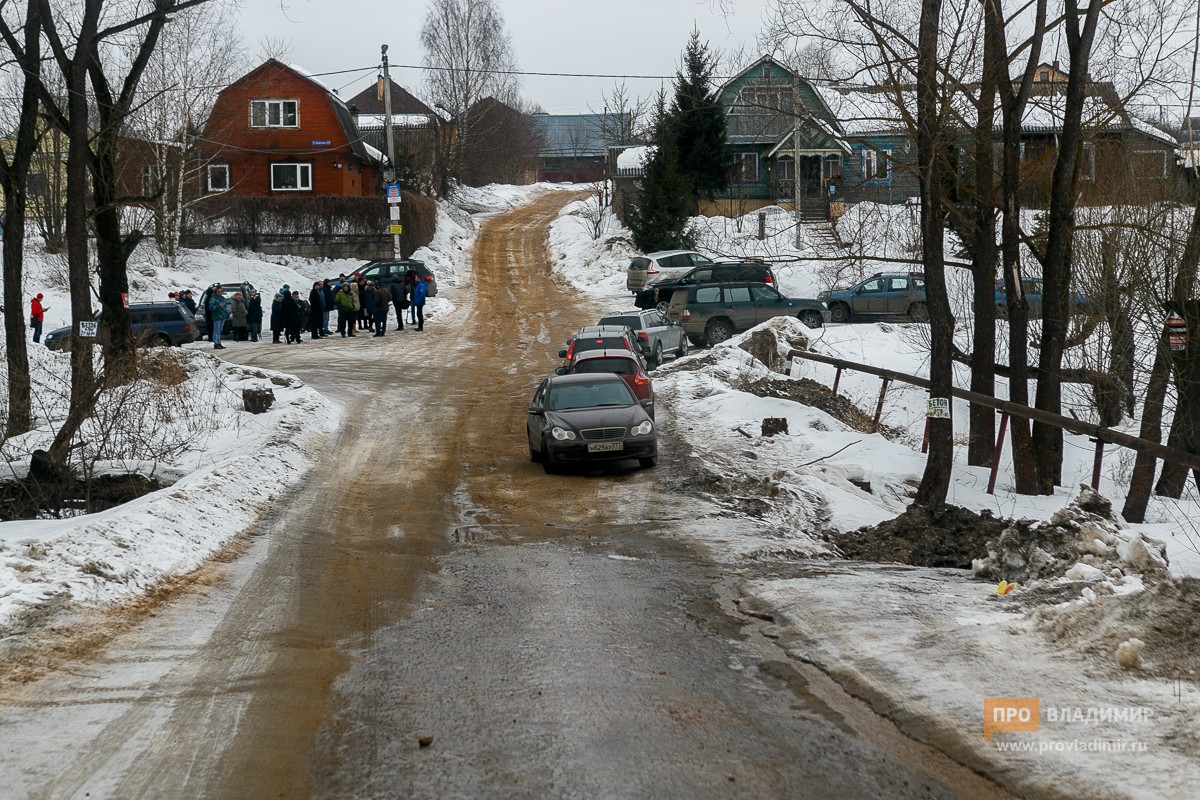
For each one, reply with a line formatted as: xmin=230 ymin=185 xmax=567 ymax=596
xmin=250 ymin=99 xmax=298 ymax=128
xmin=1039 ymin=70 xmax=1049 ymax=81
xmin=762 ymin=62 xmax=773 ymax=80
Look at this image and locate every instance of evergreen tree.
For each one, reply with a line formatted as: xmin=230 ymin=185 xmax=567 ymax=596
xmin=626 ymin=93 xmax=694 ymax=253
xmin=671 ymin=31 xmax=728 ymax=213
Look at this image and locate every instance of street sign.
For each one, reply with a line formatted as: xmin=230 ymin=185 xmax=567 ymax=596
xmin=121 ymin=292 xmax=128 ymax=308
xmin=311 ymin=140 xmax=331 ymax=146
xmin=386 ymin=183 xmax=402 ymax=204
xmin=1166 ymin=312 xmax=1187 ymax=352
xmin=388 ymin=224 xmax=404 ymax=235
xmin=78 ymin=321 xmax=98 ymax=338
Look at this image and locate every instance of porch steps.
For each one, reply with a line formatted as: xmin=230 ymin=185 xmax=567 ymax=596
xmin=803 ymin=221 xmax=846 ymax=254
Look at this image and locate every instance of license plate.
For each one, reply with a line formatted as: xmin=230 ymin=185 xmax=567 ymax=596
xmin=587 ymin=442 xmax=624 ymax=453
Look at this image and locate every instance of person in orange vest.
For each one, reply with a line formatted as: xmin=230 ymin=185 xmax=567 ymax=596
xmin=30 ymin=292 xmax=47 ymax=343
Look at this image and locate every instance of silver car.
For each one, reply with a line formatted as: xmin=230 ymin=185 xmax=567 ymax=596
xmin=625 ymin=250 xmax=713 ymax=292
xmin=597 ymin=309 xmax=688 ymax=367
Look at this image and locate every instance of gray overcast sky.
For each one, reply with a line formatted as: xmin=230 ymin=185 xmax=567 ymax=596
xmin=237 ymin=0 xmax=774 ymax=114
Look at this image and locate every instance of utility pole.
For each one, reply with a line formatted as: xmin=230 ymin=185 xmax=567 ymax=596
xmin=381 ymin=44 xmax=402 ymax=261
xmin=793 ymin=71 xmax=802 ymax=248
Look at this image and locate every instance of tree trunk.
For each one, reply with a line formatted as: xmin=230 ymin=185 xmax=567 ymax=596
xmin=1030 ymin=0 xmax=1103 ymax=493
xmin=0 ymin=0 xmax=44 ymax=438
xmin=1126 ymin=194 xmax=1200 ymax=514
xmin=966 ymin=22 xmax=1000 ymax=466
xmin=913 ymin=0 xmax=953 ymax=507
xmin=1156 ymin=300 xmax=1200 ymax=497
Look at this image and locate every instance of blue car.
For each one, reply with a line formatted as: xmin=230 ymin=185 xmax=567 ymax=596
xmin=995 ymin=278 xmax=1096 ymax=319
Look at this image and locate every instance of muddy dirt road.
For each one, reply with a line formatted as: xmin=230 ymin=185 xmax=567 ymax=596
xmin=0 ymin=193 xmax=1015 ymax=799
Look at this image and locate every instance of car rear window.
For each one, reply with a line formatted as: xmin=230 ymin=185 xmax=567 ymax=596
xmin=574 ymin=337 xmax=629 ymax=353
xmin=549 ymin=381 xmax=635 ymax=410
xmin=573 ymin=358 xmax=637 ymax=376
xmin=598 ymin=315 xmax=641 ymax=331
xmin=629 ymin=258 xmax=650 ymax=270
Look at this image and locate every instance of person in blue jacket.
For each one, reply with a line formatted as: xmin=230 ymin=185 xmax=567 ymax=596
xmin=208 ymin=285 xmax=229 ymax=350
xmin=411 ymin=273 xmax=428 ymax=331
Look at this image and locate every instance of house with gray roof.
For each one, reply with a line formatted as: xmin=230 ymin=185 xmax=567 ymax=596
xmin=531 ymin=112 xmax=631 ymax=182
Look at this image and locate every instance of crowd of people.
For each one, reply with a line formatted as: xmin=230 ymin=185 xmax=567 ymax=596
xmin=177 ymin=273 xmax=430 ymax=350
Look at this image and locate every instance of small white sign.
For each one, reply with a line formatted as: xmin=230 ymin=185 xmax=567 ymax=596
xmin=78 ymin=321 xmax=98 ymax=338
xmin=927 ymin=397 xmax=951 ymax=419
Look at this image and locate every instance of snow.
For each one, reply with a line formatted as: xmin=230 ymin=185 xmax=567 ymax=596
xmin=616 ymin=145 xmax=653 ymax=174
xmin=3 ymin=181 xmax=1200 ymax=794
xmin=355 ymin=113 xmax=434 ymax=128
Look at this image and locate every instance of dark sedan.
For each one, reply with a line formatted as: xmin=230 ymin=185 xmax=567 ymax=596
xmin=526 ymin=373 xmax=657 ymax=474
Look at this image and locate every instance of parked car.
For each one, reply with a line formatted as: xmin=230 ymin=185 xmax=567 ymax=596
xmin=527 ymin=373 xmax=657 ymax=473
xmin=556 ymin=348 xmax=655 ymax=418
xmin=346 ymin=258 xmax=438 ymax=297
xmin=43 ymin=302 xmax=199 ymax=351
xmin=666 ymin=282 xmax=827 ymax=347
xmin=626 ymin=250 xmax=713 ymax=292
xmin=994 ymin=278 xmax=1096 ymax=319
xmin=558 ymin=324 xmax=649 ymax=366
xmin=597 ymin=309 xmax=688 ymax=367
xmin=817 ymin=272 xmax=927 ymax=323
xmin=634 ymin=260 xmax=777 ymax=312
xmin=196 ymin=281 xmax=255 ymax=338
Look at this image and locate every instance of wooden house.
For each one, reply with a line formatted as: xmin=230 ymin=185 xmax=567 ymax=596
xmin=345 ymin=78 xmax=439 ymax=192
xmin=197 ymin=59 xmax=382 ymax=198
xmin=531 ymin=112 xmax=630 ymax=182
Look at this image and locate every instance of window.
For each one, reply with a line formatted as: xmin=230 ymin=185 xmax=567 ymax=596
xmin=1134 ymin=149 xmax=1169 ymax=179
xmin=889 ymin=277 xmax=910 ymax=291
xmin=250 ymin=99 xmax=298 ymax=128
xmin=723 ymin=286 xmax=752 ymax=303
xmin=1039 ymin=70 xmax=1050 ymax=82
xmin=733 ymin=88 xmax=792 ymax=114
xmin=141 ymin=166 xmax=161 ymax=195
xmin=735 ymin=152 xmax=759 ymax=182
xmin=695 ymin=286 xmax=721 ymax=303
xmin=207 ymin=164 xmax=230 ymax=192
xmin=1080 ymin=142 xmax=1095 ymax=182
xmin=690 ymin=254 xmax=713 ymax=266
xmin=271 ymin=163 xmax=312 ymax=191
xmin=751 ymin=285 xmax=780 ymax=301
xmin=859 ymin=278 xmax=886 ymax=293
xmin=26 ymin=171 xmax=46 ymax=198
xmin=862 ymin=148 xmax=891 ymax=181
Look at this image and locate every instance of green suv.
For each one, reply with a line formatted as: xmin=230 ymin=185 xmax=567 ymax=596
xmin=666 ymin=282 xmax=827 ymax=347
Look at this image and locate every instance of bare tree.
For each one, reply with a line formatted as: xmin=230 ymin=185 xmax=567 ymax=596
xmin=129 ymin=0 xmax=246 ymax=268
xmin=420 ymin=0 xmax=521 ymax=194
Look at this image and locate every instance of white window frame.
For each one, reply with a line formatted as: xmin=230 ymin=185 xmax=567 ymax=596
xmin=141 ymin=165 xmax=161 ymax=195
xmin=735 ymin=152 xmax=759 ymax=182
xmin=1134 ymin=149 xmax=1169 ymax=179
xmin=1080 ymin=142 xmax=1096 ymax=182
xmin=862 ymin=147 xmax=891 ymax=181
xmin=207 ymin=164 xmax=230 ymax=192
xmin=250 ymin=99 xmax=299 ymax=128
xmin=270 ymin=162 xmax=312 ymax=191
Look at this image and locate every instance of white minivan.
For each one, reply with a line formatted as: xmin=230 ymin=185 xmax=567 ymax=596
xmin=625 ymin=250 xmax=713 ymax=292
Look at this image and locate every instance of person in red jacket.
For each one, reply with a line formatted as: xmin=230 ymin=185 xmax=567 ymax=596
xmin=30 ymin=293 xmax=47 ymax=343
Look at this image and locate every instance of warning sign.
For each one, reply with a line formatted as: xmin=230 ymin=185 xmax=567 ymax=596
xmin=388 ymin=224 xmax=404 ymax=235
xmin=927 ymin=397 xmax=951 ymax=419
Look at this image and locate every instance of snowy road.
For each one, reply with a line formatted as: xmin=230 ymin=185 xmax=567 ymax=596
xmin=0 ymin=194 xmax=1016 ymax=798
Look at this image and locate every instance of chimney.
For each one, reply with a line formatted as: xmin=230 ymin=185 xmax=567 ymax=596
xmin=1053 ymin=60 xmax=1060 ymax=71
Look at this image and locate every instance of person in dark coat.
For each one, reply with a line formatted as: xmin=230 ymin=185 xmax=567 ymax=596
xmin=390 ymin=274 xmax=408 ymax=330
xmin=230 ymin=292 xmax=248 ymax=341
xmin=247 ymin=290 xmax=263 ymax=342
xmin=180 ymin=290 xmax=198 ymax=316
xmin=372 ymin=280 xmax=391 ymax=336
xmin=202 ymin=285 xmax=215 ymax=341
xmin=280 ymin=286 xmax=302 ymax=344
xmin=308 ymin=281 xmax=325 ymax=340
xmin=321 ymin=279 xmax=334 ymax=335
xmin=270 ymin=293 xmax=283 ymax=343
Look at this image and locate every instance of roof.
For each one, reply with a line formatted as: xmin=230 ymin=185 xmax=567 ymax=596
xmin=531 ymin=113 xmax=631 ymax=158
xmin=344 ymin=78 xmax=436 ymax=116
xmin=355 ymin=113 xmax=435 ymax=129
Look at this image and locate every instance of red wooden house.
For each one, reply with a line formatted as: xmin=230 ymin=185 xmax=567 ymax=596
xmin=199 ymin=59 xmax=381 ymax=198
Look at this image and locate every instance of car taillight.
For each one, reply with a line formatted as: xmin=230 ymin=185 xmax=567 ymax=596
xmin=764 ymin=275 xmax=773 ymax=283
xmin=633 ymin=374 xmax=649 ymax=386
xmin=647 ymin=266 xmax=659 ymax=274
xmin=637 ymin=331 xmax=649 ymax=342
xmin=681 ymin=309 xmax=691 ymax=321
xmin=565 ymin=342 xmax=575 ymax=359
xmin=184 ymin=323 xmax=191 ymax=332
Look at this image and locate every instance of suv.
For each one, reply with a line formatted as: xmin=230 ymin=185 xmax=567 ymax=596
xmin=666 ymin=282 xmax=826 ymax=347
xmin=558 ymin=325 xmax=649 ymax=366
xmin=197 ymin=281 xmax=255 ymax=338
xmin=43 ymin=302 xmax=199 ymax=351
xmin=626 ymin=250 xmax=713 ymax=292
xmin=634 ymin=260 xmax=777 ymax=312
xmin=818 ymin=272 xmax=927 ymax=323
xmin=597 ymin=309 xmax=688 ymax=367
xmin=347 ymin=259 xmax=438 ymax=298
